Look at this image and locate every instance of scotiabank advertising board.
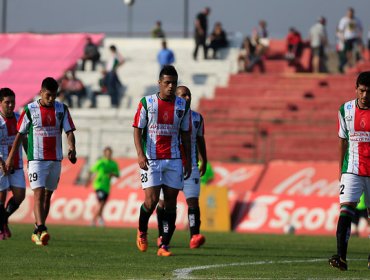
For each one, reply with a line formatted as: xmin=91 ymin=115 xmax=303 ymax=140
xmin=235 ymin=161 xmax=369 ymax=237
xmin=10 ymin=158 xmax=264 ymax=231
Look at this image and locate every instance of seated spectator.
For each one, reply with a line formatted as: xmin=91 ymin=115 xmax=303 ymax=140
xmin=207 ymin=22 xmax=228 ymax=59
xmin=285 ymin=27 xmax=304 ymax=66
xmin=157 ymin=40 xmax=175 ymax=70
xmin=237 ymin=36 xmax=265 ymax=73
xmin=60 ymin=70 xmax=86 ymax=108
xmin=257 ymin=20 xmax=268 ymax=39
xmin=151 ymin=21 xmax=166 ymax=38
xmin=81 ymin=37 xmax=101 ymax=71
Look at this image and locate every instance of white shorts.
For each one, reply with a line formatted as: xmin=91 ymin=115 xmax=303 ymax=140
xmin=0 ymin=169 xmax=26 ymax=192
xmin=339 ymin=173 xmax=370 ymax=207
xmin=159 ymin=166 xmax=200 ymax=200
xmin=140 ymin=159 xmax=183 ymax=190
xmin=183 ymin=166 xmax=201 ymax=199
xmin=28 ymin=161 xmax=61 ymax=191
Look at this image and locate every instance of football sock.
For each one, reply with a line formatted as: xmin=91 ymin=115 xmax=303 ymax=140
xmin=161 ymin=207 xmax=176 ymax=246
xmin=156 ymin=205 xmax=165 ymax=237
xmin=5 ymin=197 xmax=20 ymax=223
xmin=37 ymin=224 xmax=47 ymax=233
xmin=188 ymin=206 xmax=201 ymax=237
xmin=336 ymin=205 xmax=355 ymax=261
xmin=138 ymin=204 xmax=153 ymax=233
xmin=0 ymin=203 xmax=5 ymax=229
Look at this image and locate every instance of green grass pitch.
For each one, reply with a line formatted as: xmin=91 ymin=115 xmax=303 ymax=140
xmin=0 ymin=224 xmax=368 ymax=279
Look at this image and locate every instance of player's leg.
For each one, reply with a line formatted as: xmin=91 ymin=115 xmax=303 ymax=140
xmin=0 ymin=189 xmax=7 ymax=240
xmin=329 ymin=174 xmax=362 ymax=271
xmin=156 ymin=189 xmax=165 ymax=246
xmin=363 ymin=179 xmax=370 ymax=269
xmin=184 ymin=166 xmax=205 ymax=248
xmin=93 ymin=190 xmax=108 ymax=226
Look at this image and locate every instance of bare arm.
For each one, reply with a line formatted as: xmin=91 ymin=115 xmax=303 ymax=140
xmin=339 ymin=138 xmax=348 ymax=181
xmin=197 ymin=135 xmax=207 ymax=177
xmin=5 ymin=133 xmax=24 ymax=173
xmin=66 ymin=131 xmax=77 ymax=163
xmin=181 ymin=130 xmax=192 ymax=180
xmin=134 ymin=127 xmax=148 ymax=170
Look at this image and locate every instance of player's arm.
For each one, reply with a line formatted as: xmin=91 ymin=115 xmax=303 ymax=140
xmin=21 ymin=135 xmax=28 ymax=154
xmin=181 ymin=130 xmax=192 ymax=180
xmin=197 ymin=135 xmax=207 ymax=177
xmin=66 ymin=130 xmax=77 ymax=164
xmin=338 ymin=138 xmax=348 ymax=181
xmin=5 ymin=132 xmax=24 ymax=174
xmin=134 ymin=127 xmax=148 ymax=171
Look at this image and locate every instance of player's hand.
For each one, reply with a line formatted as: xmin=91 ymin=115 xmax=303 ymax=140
xmin=4 ymin=157 xmax=13 ymax=175
xmin=184 ymin=162 xmax=192 ymax=180
xmin=138 ymin=154 xmax=149 ymax=171
xmin=199 ymin=161 xmax=207 ymax=177
xmin=68 ymin=149 xmax=77 ymax=164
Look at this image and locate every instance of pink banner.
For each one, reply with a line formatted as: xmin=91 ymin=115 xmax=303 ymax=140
xmin=0 ymin=33 xmax=104 ymax=110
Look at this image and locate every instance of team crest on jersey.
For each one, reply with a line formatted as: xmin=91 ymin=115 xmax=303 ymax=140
xmin=360 ymin=118 xmax=366 ymax=128
xmin=163 ymin=111 xmax=169 ymax=121
xmin=176 ymin=110 xmax=184 ymax=118
xmin=194 ymin=121 xmax=200 ymax=129
xmin=345 ymin=115 xmax=352 ymax=121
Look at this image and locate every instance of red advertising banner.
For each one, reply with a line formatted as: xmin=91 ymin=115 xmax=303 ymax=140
xmin=10 ymin=159 xmax=264 ymax=231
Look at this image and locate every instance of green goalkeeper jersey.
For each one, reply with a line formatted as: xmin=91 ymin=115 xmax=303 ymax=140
xmin=90 ymin=158 xmax=120 ymax=193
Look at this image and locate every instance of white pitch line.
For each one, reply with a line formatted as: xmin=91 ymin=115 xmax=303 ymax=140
xmin=173 ymin=258 xmax=363 ymax=279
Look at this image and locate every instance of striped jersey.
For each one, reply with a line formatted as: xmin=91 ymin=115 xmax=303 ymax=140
xmin=0 ymin=113 xmax=23 ymax=169
xmin=189 ymin=110 xmax=205 ymax=166
xmin=133 ymin=93 xmax=190 ymax=160
xmin=17 ymin=100 xmax=76 ymax=161
xmin=338 ymin=99 xmax=370 ymax=176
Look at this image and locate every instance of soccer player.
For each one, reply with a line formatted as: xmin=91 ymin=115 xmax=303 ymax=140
xmin=329 ymin=71 xmax=370 ymax=271
xmin=133 ymin=65 xmax=191 ymax=257
xmin=5 ymin=77 xmax=77 ymax=246
xmin=86 ymin=146 xmax=120 ymax=226
xmin=157 ymin=86 xmax=208 ymax=249
xmin=0 ymin=88 xmax=27 ymax=240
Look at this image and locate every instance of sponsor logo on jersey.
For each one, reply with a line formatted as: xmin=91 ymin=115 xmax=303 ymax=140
xmin=360 ymin=118 xmax=366 ymax=129
xmin=176 ymin=110 xmax=184 ymax=118
xmin=148 ymin=97 xmax=155 ymax=103
xmin=346 ymin=104 xmax=353 ymax=109
xmin=176 ymin=99 xmax=183 ymax=106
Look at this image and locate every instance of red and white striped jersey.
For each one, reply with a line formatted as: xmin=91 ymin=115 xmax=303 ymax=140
xmin=0 ymin=112 xmax=23 ymax=169
xmin=189 ymin=110 xmax=205 ymax=166
xmin=133 ymin=93 xmax=190 ymax=160
xmin=17 ymin=100 xmax=76 ymax=161
xmin=338 ymin=99 xmax=370 ymax=176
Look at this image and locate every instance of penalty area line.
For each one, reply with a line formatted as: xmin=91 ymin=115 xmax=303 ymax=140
xmin=173 ymin=258 xmax=361 ymax=279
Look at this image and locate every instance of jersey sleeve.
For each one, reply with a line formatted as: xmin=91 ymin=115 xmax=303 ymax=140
xmin=90 ymin=160 xmax=101 ymax=173
xmin=113 ymin=161 xmax=120 ymax=177
xmin=338 ymin=104 xmax=347 ymax=139
xmin=62 ymin=105 xmax=76 ymax=133
xmin=180 ymin=103 xmax=191 ymax=132
xmin=197 ymin=114 xmax=205 ymax=137
xmin=17 ymin=106 xmax=31 ymax=134
xmin=132 ymin=97 xmax=147 ymax=128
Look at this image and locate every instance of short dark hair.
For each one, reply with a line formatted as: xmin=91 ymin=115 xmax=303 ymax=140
xmin=110 ymin=45 xmax=117 ymax=52
xmin=41 ymin=77 xmax=59 ymax=92
xmin=0 ymin=87 xmax=15 ymax=101
xmin=159 ymin=65 xmax=178 ymax=80
xmin=356 ymin=71 xmax=370 ymax=88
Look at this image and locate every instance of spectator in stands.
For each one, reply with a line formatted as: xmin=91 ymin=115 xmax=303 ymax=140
xmin=60 ymin=70 xmax=86 ymax=108
xmin=86 ymin=146 xmax=120 ymax=227
xmin=207 ymin=22 xmax=228 ymax=59
xmin=237 ymin=36 xmax=265 ymax=73
xmin=106 ymin=45 xmax=124 ymax=108
xmin=81 ymin=37 xmax=101 ymax=71
xmin=151 ymin=21 xmax=166 ymax=38
xmin=157 ymin=40 xmax=175 ymax=70
xmin=338 ymin=7 xmax=363 ymax=67
xmin=285 ymin=27 xmax=304 ymax=66
xmin=193 ymin=7 xmax=211 ymax=61
xmin=309 ymin=16 xmax=328 ymax=73
xmin=88 ymin=70 xmax=108 ymax=108
xmin=257 ymin=20 xmax=268 ymax=39
xmin=336 ymin=27 xmax=346 ymax=73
